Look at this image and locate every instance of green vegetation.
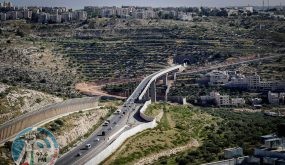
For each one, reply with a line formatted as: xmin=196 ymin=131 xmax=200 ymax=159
xmin=155 ymin=108 xmax=285 ymax=165
xmin=248 ymin=56 xmax=285 ymax=81
xmin=144 ymin=103 xmax=164 ymax=118
xmin=0 ymin=87 xmax=25 ymax=124
xmin=104 ymin=104 xmax=217 ymax=165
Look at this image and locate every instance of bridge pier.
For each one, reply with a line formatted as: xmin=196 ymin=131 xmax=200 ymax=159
xmin=163 ymin=73 xmax=168 ymax=86
xmin=150 ymin=80 xmax=156 ymax=102
xmin=143 ymin=89 xmax=150 ymax=101
xmin=165 ymin=83 xmax=171 ymax=102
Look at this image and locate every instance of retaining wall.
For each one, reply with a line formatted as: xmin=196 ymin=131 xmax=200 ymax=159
xmin=0 ymin=97 xmax=99 ymax=143
xmin=139 ymin=100 xmax=154 ymax=122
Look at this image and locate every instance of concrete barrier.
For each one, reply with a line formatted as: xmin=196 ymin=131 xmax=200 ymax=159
xmin=0 ymin=97 xmax=99 ymax=144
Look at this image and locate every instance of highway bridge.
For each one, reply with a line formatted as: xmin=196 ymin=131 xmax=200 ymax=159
xmin=56 ymin=65 xmax=184 ymax=165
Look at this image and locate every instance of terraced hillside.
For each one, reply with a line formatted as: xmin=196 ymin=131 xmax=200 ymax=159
xmin=1 ymin=18 xmax=283 ymax=96
xmin=54 ymin=18 xmax=283 ymax=83
xmin=56 ymin=28 xmax=176 ymax=82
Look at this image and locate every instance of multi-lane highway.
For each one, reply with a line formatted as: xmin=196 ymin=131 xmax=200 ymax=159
xmin=55 ymin=68 xmax=160 ymax=165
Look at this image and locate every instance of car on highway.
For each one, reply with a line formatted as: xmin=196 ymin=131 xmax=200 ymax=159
xmin=77 ymin=152 xmax=82 ymax=157
xmin=115 ymin=110 xmax=121 ymax=114
xmin=95 ymin=138 xmax=100 ymax=141
xmin=86 ymin=144 xmax=91 ymax=149
xmin=103 ymin=121 xmax=109 ymax=126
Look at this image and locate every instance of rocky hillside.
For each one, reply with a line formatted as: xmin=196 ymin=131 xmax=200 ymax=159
xmin=0 ymin=20 xmax=79 ymax=97
xmin=0 ymin=83 xmax=63 ymax=125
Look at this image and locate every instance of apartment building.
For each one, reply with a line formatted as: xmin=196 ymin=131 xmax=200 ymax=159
xmin=0 ymin=13 xmax=6 ymax=21
xmin=201 ymin=91 xmax=245 ymax=107
xmin=210 ymin=92 xmax=230 ymax=106
xmin=23 ymin=10 xmax=32 ymax=19
xmin=268 ymin=91 xmax=285 ymax=105
xmin=207 ymin=70 xmax=229 ymax=86
xmin=248 ymin=73 xmax=261 ymax=90
xmin=61 ymin=12 xmax=71 ymax=22
xmin=231 ymin=98 xmax=246 ymax=106
xmin=78 ymin=11 xmax=87 ymax=21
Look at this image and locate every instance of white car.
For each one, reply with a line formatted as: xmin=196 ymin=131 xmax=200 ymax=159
xmin=86 ymin=144 xmax=91 ymax=149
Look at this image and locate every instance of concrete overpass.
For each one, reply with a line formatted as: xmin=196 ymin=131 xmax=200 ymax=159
xmin=138 ymin=65 xmax=184 ymax=102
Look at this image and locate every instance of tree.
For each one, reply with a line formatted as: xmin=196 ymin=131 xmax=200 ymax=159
xmin=277 ymin=123 xmax=285 ymax=137
xmin=16 ymin=29 xmax=25 ymax=37
xmin=4 ymin=141 xmax=13 ymax=151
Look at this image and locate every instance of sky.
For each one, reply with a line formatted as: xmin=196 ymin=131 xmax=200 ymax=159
xmin=6 ymin=0 xmax=284 ymax=9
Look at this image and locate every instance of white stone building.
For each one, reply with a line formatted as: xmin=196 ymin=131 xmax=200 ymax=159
xmin=0 ymin=13 xmax=6 ymax=21
xmin=248 ymin=73 xmax=261 ymax=90
xmin=210 ymin=92 xmax=230 ymax=106
xmin=61 ymin=12 xmax=71 ymax=22
xmin=50 ymin=14 xmax=62 ymax=23
xmin=207 ymin=70 xmax=229 ymax=86
xmin=178 ymin=12 xmax=193 ymax=21
xmin=244 ymin=6 xmax=253 ymax=13
xmin=23 ymin=10 xmax=32 ymax=19
xmin=268 ymin=91 xmax=279 ymax=105
xmin=231 ymin=98 xmax=246 ymax=106
xmin=78 ymin=11 xmax=87 ymax=21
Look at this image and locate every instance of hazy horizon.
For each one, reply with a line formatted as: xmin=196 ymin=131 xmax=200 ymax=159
xmin=4 ymin=0 xmax=285 ymax=9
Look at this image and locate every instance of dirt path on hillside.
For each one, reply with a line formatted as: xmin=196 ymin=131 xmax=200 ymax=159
xmin=134 ymin=139 xmax=199 ymax=165
xmin=75 ymin=83 xmax=127 ymax=99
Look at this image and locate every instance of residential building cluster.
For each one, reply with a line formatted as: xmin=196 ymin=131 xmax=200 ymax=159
xmin=204 ymin=132 xmax=285 ymax=165
xmin=200 ymin=91 xmax=246 ymax=106
xmin=204 ymin=70 xmax=285 ymax=92
xmin=84 ymin=6 xmax=196 ymax=21
xmin=0 ymin=1 xmax=87 ymax=23
xmin=1 ymin=1 xmax=284 ymax=23
xmin=198 ymin=70 xmax=285 ymax=107
xmin=84 ymin=5 xmax=285 ymax=20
